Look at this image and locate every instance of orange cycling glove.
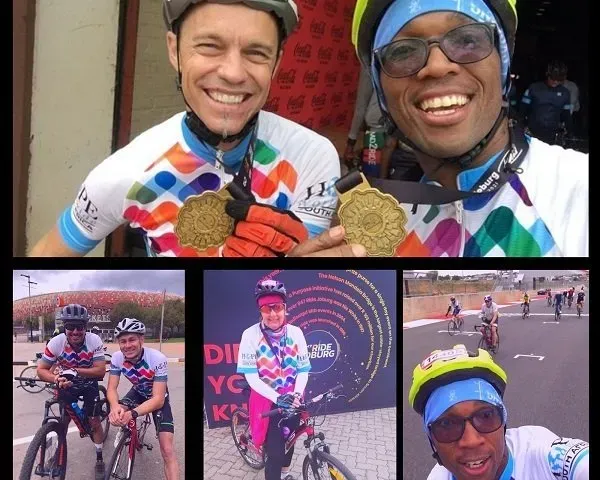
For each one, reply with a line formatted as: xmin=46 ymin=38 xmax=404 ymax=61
xmin=223 ymin=200 xmax=309 ymax=257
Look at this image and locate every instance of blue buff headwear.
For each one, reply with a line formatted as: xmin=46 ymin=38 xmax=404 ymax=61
xmin=371 ymin=0 xmax=511 ymax=114
xmin=423 ymin=377 xmax=508 ymax=440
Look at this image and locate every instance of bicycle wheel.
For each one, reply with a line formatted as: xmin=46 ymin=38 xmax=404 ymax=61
xmin=493 ymin=330 xmax=500 ymax=355
xmin=94 ymin=386 xmax=111 ymax=443
xmin=18 ymin=366 xmax=45 ymax=394
xmin=477 ymin=332 xmax=485 ymax=350
xmin=136 ymin=416 xmax=152 ymax=451
xmin=302 ymin=448 xmax=357 ymax=480
xmin=19 ymin=421 xmax=67 ymax=480
xmin=447 ymin=320 xmax=457 ymax=336
xmin=230 ymin=408 xmax=265 ymax=469
xmin=105 ymin=429 xmax=134 ymax=480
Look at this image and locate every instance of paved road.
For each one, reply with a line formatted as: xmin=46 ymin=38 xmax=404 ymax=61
xmin=402 ymin=296 xmax=589 ymax=479
xmin=13 ymin=363 xmax=185 ymax=479
xmin=204 ymin=407 xmax=397 ymax=480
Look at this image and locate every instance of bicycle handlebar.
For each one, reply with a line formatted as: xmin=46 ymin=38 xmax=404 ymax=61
xmin=261 ymin=384 xmax=344 ymax=418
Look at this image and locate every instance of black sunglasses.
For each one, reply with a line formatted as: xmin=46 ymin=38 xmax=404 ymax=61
xmin=428 ymin=405 xmax=504 ymax=443
xmin=64 ymin=324 xmax=86 ymax=332
xmin=374 ymin=23 xmax=497 ymax=78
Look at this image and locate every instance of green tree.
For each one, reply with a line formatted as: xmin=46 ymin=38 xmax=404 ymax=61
xmin=110 ymin=302 xmax=146 ymax=329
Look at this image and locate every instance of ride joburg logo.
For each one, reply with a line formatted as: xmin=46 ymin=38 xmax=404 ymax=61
xmin=304 ymin=330 xmax=340 ymax=374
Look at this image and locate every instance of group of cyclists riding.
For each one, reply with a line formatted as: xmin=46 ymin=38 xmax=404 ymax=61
xmin=545 ymin=286 xmax=586 ymax=315
xmin=446 ymin=295 xmax=499 ymax=350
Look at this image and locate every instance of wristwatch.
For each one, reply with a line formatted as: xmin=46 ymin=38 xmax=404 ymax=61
xmin=131 ymin=409 xmax=139 ymax=420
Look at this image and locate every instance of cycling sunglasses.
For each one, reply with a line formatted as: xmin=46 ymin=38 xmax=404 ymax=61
xmin=259 ymin=303 xmax=286 ymax=315
xmin=64 ymin=323 xmax=86 ymax=332
xmin=428 ymin=405 xmax=504 ymax=443
xmin=374 ymin=23 xmax=497 ymax=78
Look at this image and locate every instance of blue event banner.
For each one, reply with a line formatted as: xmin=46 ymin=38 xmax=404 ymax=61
xmin=203 ymin=270 xmax=397 ymax=428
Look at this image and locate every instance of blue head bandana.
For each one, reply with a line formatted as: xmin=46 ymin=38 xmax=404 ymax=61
xmin=371 ymin=0 xmax=511 ymax=113
xmin=423 ymin=377 xmax=507 ymax=440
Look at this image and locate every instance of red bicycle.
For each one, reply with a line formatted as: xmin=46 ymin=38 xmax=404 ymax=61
xmin=231 ymin=384 xmax=357 ymax=479
xmin=476 ymin=320 xmax=499 ymax=355
xmin=105 ymin=398 xmax=158 ymax=480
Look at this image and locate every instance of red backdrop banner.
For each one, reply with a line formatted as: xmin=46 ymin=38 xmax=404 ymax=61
xmin=265 ymin=0 xmax=361 ymax=134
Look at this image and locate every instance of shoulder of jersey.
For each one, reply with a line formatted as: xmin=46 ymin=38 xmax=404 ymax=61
xmin=145 ymin=346 xmax=168 ymax=362
xmin=258 ymin=110 xmax=336 ymax=150
xmin=115 ymin=112 xmax=185 ymax=160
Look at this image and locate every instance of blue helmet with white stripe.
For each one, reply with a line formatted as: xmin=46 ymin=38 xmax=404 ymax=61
xmin=57 ymin=304 xmax=89 ymax=324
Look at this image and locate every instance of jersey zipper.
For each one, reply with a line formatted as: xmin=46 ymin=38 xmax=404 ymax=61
xmin=215 ymin=149 xmax=224 ymax=186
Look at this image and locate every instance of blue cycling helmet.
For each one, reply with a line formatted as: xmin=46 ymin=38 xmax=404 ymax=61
xmin=255 ymin=279 xmax=287 ymax=304
xmin=57 ymin=304 xmax=89 ymax=324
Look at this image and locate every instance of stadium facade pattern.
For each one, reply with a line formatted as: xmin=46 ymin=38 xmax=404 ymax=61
xmin=13 ymin=290 xmax=184 ymax=323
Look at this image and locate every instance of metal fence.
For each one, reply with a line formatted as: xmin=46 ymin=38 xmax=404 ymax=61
xmin=404 ymin=278 xmax=589 ymax=297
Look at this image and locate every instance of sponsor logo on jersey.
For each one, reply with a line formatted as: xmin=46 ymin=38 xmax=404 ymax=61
xmin=277 ymin=68 xmax=297 ymax=88
xmin=318 ymin=47 xmax=333 ymax=63
xmin=311 ymin=93 xmax=327 ymax=109
xmin=331 ymin=25 xmax=344 ymax=41
xmin=337 ymin=49 xmax=350 ymax=63
xmin=323 ymin=0 xmax=338 ymax=16
xmin=310 ymin=19 xmax=326 ymax=38
xmin=325 ymin=71 xmax=338 ymax=86
xmin=73 ymin=186 xmax=99 ymax=233
xmin=318 ymin=114 xmax=332 ymax=129
xmin=303 ymin=70 xmax=319 ymax=87
xmin=294 ymin=43 xmax=312 ymax=61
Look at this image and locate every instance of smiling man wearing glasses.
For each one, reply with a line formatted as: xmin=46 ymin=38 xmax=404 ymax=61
xmin=237 ymin=279 xmax=311 ymax=480
xmin=350 ymin=0 xmax=588 ymax=256
xmin=409 ymin=345 xmax=589 ymax=479
xmin=37 ymin=304 xmax=107 ymax=479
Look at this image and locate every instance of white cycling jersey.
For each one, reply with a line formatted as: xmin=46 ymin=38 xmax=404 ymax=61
xmin=42 ymin=332 xmax=105 ymax=369
xmin=58 ymin=111 xmax=340 ymax=256
xmin=394 ymin=137 xmax=588 ymax=257
xmin=109 ymin=348 xmax=168 ymax=399
xmin=481 ymin=302 xmax=499 ymax=322
xmin=427 ymin=425 xmax=589 ymax=480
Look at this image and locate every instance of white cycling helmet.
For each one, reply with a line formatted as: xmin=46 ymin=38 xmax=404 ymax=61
xmin=114 ymin=318 xmax=146 ymax=338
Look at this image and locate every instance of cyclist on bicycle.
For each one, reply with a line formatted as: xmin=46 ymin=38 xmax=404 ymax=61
xmin=107 ymin=318 xmax=179 ymax=480
xmin=408 ymin=344 xmax=589 ymax=479
xmin=237 ymin=279 xmax=311 ymax=480
xmin=567 ymin=287 xmax=575 ymax=307
xmin=36 ymin=304 xmax=107 ymax=479
xmin=480 ymin=295 xmax=499 ymax=349
xmin=577 ymin=290 xmax=586 ymax=310
xmin=521 ymin=292 xmax=530 ymax=315
xmin=553 ymin=291 xmax=564 ymax=318
xmin=446 ymin=297 xmax=462 ymax=318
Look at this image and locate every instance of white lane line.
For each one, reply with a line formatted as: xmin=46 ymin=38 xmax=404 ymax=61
xmin=514 ymin=354 xmax=545 ymax=361
xmin=13 ymin=426 xmax=79 ymax=447
xmin=437 ymin=330 xmax=478 ymax=336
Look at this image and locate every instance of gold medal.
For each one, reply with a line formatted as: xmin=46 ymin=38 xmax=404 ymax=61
xmin=336 ymin=173 xmax=407 ymax=256
xmin=175 ymin=187 xmax=234 ymax=252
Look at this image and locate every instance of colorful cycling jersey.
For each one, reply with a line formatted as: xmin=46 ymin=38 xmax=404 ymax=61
xmin=237 ymin=323 xmax=311 ymax=394
xmin=58 ymin=111 xmax=340 ymax=256
xmin=481 ymin=302 xmax=499 ymax=322
xmin=427 ymin=426 xmax=589 ymax=480
xmin=523 ymin=295 xmax=530 ymax=304
xmin=577 ymin=292 xmax=585 ymax=302
xmin=42 ymin=333 xmax=104 ymax=370
xmin=109 ymin=348 xmax=168 ymax=399
xmin=448 ymin=301 xmax=461 ymax=314
xmin=393 ymin=137 xmax=588 ymax=257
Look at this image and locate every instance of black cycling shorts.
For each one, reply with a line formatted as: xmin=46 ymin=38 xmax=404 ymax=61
xmin=58 ymin=380 xmax=101 ymax=417
xmin=122 ymin=387 xmax=175 ymax=434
